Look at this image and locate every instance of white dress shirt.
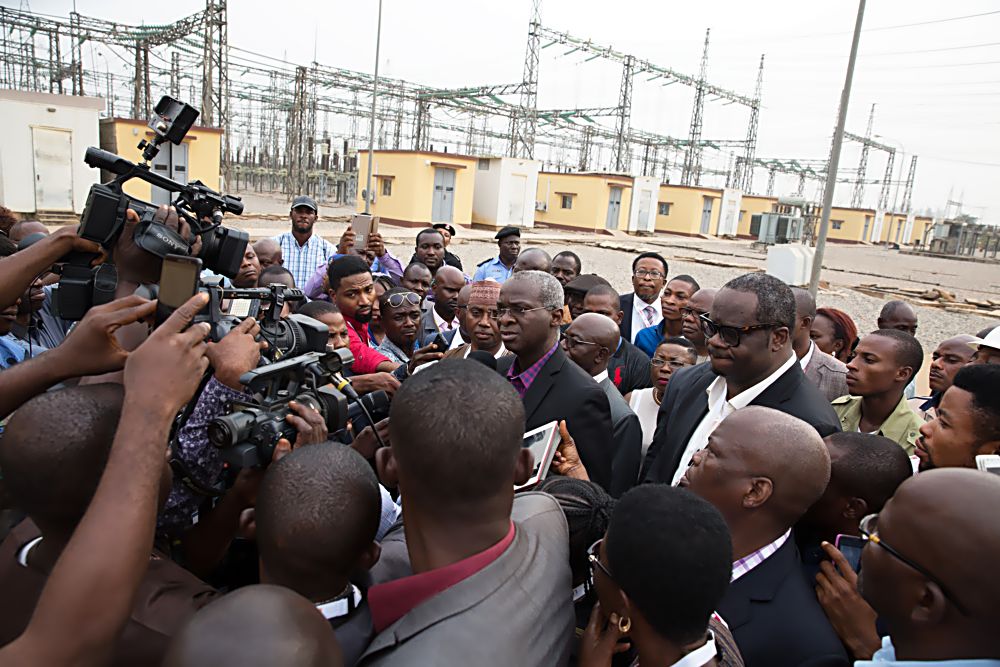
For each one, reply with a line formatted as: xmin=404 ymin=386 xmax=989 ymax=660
xmin=461 ymin=342 xmax=508 ymax=359
xmin=432 ymin=306 xmax=459 ymax=333
xmin=798 ymin=340 xmax=815 ymax=370
xmin=671 ymin=351 xmax=798 ymax=485
xmin=593 ymin=369 xmax=610 ymax=384
xmin=629 ymin=292 xmax=662 ymax=343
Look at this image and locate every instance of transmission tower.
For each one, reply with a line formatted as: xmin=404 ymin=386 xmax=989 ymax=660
xmin=851 ymin=104 xmax=875 ymax=208
xmin=877 ymin=150 xmax=896 ymax=211
xmin=681 ymin=29 xmax=710 ymax=186
xmin=734 ymin=54 xmax=763 ymax=193
xmin=511 ymin=0 xmax=541 ymax=158
xmin=611 ymin=55 xmax=634 ymax=172
xmin=900 ymin=155 xmax=917 ymax=213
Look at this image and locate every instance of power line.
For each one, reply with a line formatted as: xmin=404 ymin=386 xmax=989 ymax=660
xmin=865 ymin=9 xmax=1000 ymax=32
xmin=865 ymin=41 xmax=1000 ymax=57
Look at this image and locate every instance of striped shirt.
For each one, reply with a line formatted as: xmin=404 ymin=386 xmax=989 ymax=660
xmin=507 ymin=342 xmax=559 ymax=399
xmin=731 ymin=529 xmax=791 ymax=583
xmin=273 ymin=231 xmax=339 ymax=289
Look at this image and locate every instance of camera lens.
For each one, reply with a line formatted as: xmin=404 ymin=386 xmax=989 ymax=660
xmin=208 ymin=411 xmax=258 ymax=449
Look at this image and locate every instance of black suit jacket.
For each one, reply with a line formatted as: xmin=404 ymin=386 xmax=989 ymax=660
xmin=718 ymin=539 xmax=849 ymax=667
xmin=599 ymin=378 xmax=643 ymax=498
xmin=497 ymin=348 xmax=614 ymax=491
xmin=641 ymin=359 xmax=841 ymax=484
xmin=618 ymin=293 xmax=636 ymax=342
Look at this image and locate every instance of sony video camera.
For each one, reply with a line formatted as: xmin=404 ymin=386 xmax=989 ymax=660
xmin=207 ymin=348 xmax=355 ymax=468
xmin=56 ymin=95 xmax=249 ymax=320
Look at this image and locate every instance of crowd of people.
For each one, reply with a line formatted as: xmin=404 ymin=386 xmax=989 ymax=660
xmin=1 ymin=197 xmax=999 ymax=667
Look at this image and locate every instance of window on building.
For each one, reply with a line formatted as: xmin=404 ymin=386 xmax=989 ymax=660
xmin=561 ymin=194 xmax=573 ymax=209
xmin=658 ymin=202 xmax=672 ymax=216
xmin=478 ymin=158 xmax=490 ymax=171
xmin=380 ymin=178 xmax=392 ymax=196
xmin=832 ymin=220 xmax=843 ymax=230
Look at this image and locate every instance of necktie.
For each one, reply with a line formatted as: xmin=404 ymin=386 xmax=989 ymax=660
xmin=643 ymin=304 xmax=657 ymax=327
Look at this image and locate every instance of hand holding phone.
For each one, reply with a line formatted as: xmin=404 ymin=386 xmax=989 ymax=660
xmin=430 ymin=333 xmax=449 ymax=352
xmin=833 ymin=534 xmax=866 ymax=573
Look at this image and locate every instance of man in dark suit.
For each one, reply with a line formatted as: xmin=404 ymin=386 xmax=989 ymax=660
xmin=417 ymin=265 xmax=464 ymax=347
xmin=679 ymin=406 xmax=850 ymax=667
xmin=562 ymin=313 xmax=643 ymax=497
xmin=496 ymin=270 xmax=615 ymax=492
xmin=362 ymin=361 xmax=574 ymax=666
xmin=618 ymin=252 xmax=668 ymax=343
xmin=582 ymin=284 xmax=654 ymax=396
xmin=642 ymin=272 xmax=840 ymax=486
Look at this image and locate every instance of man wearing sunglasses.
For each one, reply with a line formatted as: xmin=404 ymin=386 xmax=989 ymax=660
xmin=375 ymin=287 xmax=425 ymax=365
xmin=857 ymin=468 xmax=1000 ymax=665
xmin=642 ymin=272 xmax=840 ymax=485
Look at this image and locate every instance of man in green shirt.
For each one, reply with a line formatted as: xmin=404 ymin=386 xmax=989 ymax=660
xmin=832 ymin=329 xmax=925 ymax=455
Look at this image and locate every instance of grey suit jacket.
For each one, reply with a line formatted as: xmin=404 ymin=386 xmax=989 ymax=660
xmin=599 ymin=378 xmax=643 ymax=498
xmin=803 ymin=346 xmax=849 ymax=403
xmin=360 ymin=493 xmax=574 ymax=667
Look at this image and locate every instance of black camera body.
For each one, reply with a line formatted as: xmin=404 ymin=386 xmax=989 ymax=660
xmin=194 ymin=279 xmax=327 ymax=360
xmin=55 ymin=95 xmax=248 ymax=320
xmin=208 ymin=348 xmax=355 ymax=468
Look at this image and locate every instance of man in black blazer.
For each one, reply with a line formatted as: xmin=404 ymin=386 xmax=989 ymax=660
xmin=496 ymin=271 xmax=614 ymax=492
xmin=582 ymin=285 xmax=654 ymax=396
xmin=642 ymin=273 xmax=840 ymax=485
xmin=618 ymin=252 xmax=668 ymax=343
xmin=561 ymin=313 xmax=643 ymax=497
xmin=680 ymin=406 xmax=849 ymax=667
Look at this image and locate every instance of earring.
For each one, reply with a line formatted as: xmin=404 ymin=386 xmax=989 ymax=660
xmin=617 ymin=615 xmax=632 ymax=634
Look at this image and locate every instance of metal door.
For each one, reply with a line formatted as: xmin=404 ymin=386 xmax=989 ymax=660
xmin=432 ymin=167 xmax=456 ymax=223
xmin=636 ymin=189 xmax=653 ymax=232
xmin=605 ymin=186 xmax=622 ymax=230
xmin=863 ymin=216 xmax=871 ymax=241
xmin=700 ymin=197 xmax=714 ymax=234
xmin=507 ymin=174 xmax=526 ymax=225
xmin=151 ymin=143 xmax=189 ymax=206
xmin=31 ymin=127 xmax=74 ymax=211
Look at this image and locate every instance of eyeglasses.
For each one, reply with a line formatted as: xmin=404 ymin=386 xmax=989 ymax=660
xmin=858 ymin=513 xmax=969 ymax=616
xmin=587 ymin=539 xmax=614 ymax=582
xmin=633 ymin=269 xmax=665 ymax=280
xmin=496 ymin=304 xmax=556 ymax=319
xmin=651 ymin=358 xmax=690 ymax=369
xmin=681 ymin=306 xmax=710 ymax=319
xmin=562 ymin=333 xmax=602 ymax=350
xmin=699 ymin=313 xmax=781 ymax=348
xmin=467 ymin=306 xmax=499 ymax=321
xmin=383 ymin=291 xmax=422 ymax=308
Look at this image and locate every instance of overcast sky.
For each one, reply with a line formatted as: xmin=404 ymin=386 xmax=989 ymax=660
xmin=19 ymin=0 xmax=1000 ymax=222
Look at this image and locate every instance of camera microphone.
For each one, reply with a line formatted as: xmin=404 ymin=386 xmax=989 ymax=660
xmin=467 ymin=350 xmax=498 ymax=371
xmin=331 ymin=372 xmax=359 ymax=401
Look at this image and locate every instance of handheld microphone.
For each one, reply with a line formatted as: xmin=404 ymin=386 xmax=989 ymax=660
xmin=467 ymin=350 xmax=498 ymax=371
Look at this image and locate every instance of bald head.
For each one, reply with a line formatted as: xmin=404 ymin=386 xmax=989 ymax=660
xmin=563 ymin=313 xmax=620 ymax=375
xmin=9 ymin=220 xmax=49 ymax=244
xmin=164 ymin=585 xmax=343 ymax=667
xmin=253 ymin=238 xmax=283 ymax=270
xmin=685 ymin=407 xmax=831 ymax=536
xmin=573 ymin=313 xmax=620 ymax=350
xmin=861 ymin=469 xmax=1000 ymax=653
xmin=878 ymin=300 xmax=918 ymax=336
xmin=514 ymin=248 xmax=552 ymax=273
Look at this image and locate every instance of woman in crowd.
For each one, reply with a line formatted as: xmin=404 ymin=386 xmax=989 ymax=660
xmin=811 ymin=307 xmax=859 ymax=363
xmin=626 ymin=337 xmax=698 ymax=458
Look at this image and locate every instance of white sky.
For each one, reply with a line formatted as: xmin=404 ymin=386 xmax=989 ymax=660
xmin=17 ymin=0 xmax=1000 ymax=222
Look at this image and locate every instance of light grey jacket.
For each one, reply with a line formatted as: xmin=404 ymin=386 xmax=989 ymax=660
xmin=360 ymin=492 xmax=574 ymax=667
xmin=804 ymin=346 xmax=850 ymax=403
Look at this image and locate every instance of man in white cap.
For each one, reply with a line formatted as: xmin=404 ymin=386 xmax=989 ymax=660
xmin=273 ymin=195 xmax=337 ymax=288
xmin=971 ymin=325 xmax=1000 ymax=365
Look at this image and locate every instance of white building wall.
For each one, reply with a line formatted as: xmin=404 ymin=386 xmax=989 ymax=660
xmin=472 ymin=157 xmax=540 ymax=229
xmin=0 ymin=90 xmax=104 ymax=214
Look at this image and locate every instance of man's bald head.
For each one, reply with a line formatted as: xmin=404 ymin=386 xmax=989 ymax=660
xmin=9 ymin=220 xmax=48 ymax=244
xmin=790 ymin=288 xmax=818 ymax=350
xmin=572 ymin=312 xmax=620 ymax=350
xmin=434 ymin=264 xmax=464 ymax=285
xmin=252 ymin=238 xmax=283 ymax=270
xmin=164 ymin=585 xmax=343 ymax=667
xmin=684 ymin=406 xmax=831 ymax=535
xmin=878 ymin=300 xmax=918 ymax=336
xmin=861 ymin=469 xmax=1000 ymax=655
xmin=514 ymin=248 xmax=552 ymax=273
xmin=562 ymin=313 xmax=620 ymax=376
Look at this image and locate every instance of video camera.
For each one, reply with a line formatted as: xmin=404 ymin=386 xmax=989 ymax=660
xmin=56 ymin=95 xmax=249 ymax=320
xmin=207 ymin=348 xmax=354 ymax=468
xmin=197 ymin=279 xmax=328 ymax=361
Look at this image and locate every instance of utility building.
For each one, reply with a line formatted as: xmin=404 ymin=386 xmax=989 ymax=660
xmin=0 ymin=90 xmax=103 ymax=220
xmin=472 ymin=156 xmax=541 ymax=231
xmin=99 ymin=117 xmax=222 ymax=205
xmin=356 ymin=150 xmax=476 ymax=227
